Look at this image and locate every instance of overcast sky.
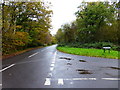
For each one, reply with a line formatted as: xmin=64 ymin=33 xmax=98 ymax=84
xmin=46 ymin=0 xmax=82 ymax=35
xmin=44 ymin=0 xmax=117 ymax=35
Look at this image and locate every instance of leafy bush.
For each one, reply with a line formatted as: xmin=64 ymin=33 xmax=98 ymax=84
xmin=2 ymin=32 xmax=31 ymax=55
xmin=13 ymin=32 xmax=31 ymax=47
xmin=58 ymin=42 xmax=119 ymax=51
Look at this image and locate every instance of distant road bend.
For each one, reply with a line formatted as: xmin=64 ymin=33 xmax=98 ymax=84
xmin=1 ymin=45 xmax=119 ymax=88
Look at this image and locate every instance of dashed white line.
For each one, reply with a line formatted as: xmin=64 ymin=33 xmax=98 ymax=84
xmin=51 ymin=62 xmax=55 ymax=64
xmin=41 ymin=49 xmax=45 ymax=52
xmin=51 ymin=64 xmax=55 ymax=67
xmin=52 ymin=51 xmax=57 ymax=62
xmin=63 ymin=78 xmax=97 ymax=81
xmin=44 ymin=78 xmax=51 ymax=85
xmin=44 ymin=51 xmax=57 ymax=86
xmin=88 ymin=78 xmax=97 ymax=80
xmin=58 ymin=79 xmax=64 ymax=85
xmin=48 ymin=73 xmax=52 ymax=77
xmin=72 ymin=78 xmax=96 ymax=80
xmin=41 ymin=48 xmax=49 ymax=52
xmin=73 ymin=78 xmax=86 ymax=80
xmin=51 ymin=51 xmax=57 ymax=65
xmin=50 ymin=67 xmax=54 ymax=71
xmin=28 ymin=52 xmax=39 ymax=58
xmin=102 ymin=78 xmax=120 ymax=80
xmin=43 ymin=77 xmax=120 ymax=86
xmin=41 ymin=49 xmax=46 ymax=52
xmin=0 ymin=64 xmax=15 ymax=72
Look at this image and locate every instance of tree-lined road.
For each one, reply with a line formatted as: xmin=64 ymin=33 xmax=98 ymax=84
xmin=1 ymin=45 xmax=119 ymax=88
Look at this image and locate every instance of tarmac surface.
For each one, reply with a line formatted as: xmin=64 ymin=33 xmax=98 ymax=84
xmin=1 ymin=45 xmax=119 ymax=88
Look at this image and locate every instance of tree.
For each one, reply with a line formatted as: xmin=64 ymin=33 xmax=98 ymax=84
xmin=2 ymin=1 xmax=53 ymax=55
xmin=56 ymin=1 xmax=118 ymax=47
xmin=55 ymin=21 xmax=78 ymax=44
xmin=75 ymin=2 xmax=117 ymax=43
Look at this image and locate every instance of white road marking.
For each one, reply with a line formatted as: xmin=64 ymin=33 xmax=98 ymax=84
xmin=52 ymin=51 xmax=57 ymax=61
xmin=43 ymin=77 xmax=120 ymax=86
xmin=44 ymin=51 xmax=57 ymax=86
xmin=41 ymin=49 xmax=45 ymax=52
xmin=0 ymin=84 xmax=2 ymax=86
xmin=64 ymin=78 xmax=120 ymax=81
xmin=72 ymin=78 xmax=97 ymax=80
xmin=28 ymin=52 xmax=39 ymax=58
xmin=102 ymin=78 xmax=120 ymax=80
xmin=51 ymin=64 xmax=55 ymax=67
xmin=51 ymin=51 xmax=57 ymax=64
xmin=64 ymin=78 xmax=70 ymax=80
xmin=58 ymin=79 xmax=64 ymax=85
xmin=50 ymin=67 xmax=54 ymax=71
xmin=48 ymin=73 xmax=52 ymax=77
xmin=41 ymin=48 xmax=49 ymax=52
xmin=70 ymin=82 xmax=73 ymax=84
xmin=0 ymin=64 xmax=15 ymax=72
xmin=44 ymin=78 xmax=51 ymax=85
xmin=88 ymin=78 xmax=97 ymax=80
xmin=73 ymin=78 xmax=87 ymax=80
xmin=51 ymin=62 xmax=55 ymax=64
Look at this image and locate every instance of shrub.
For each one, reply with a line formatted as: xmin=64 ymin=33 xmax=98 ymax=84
xmin=2 ymin=32 xmax=31 ymax=55
xmin=58 ymin=42 xmax=119 ymax=51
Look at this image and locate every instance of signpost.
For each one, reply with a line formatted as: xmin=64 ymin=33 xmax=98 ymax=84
xmin=103 ymin=47 xmax=111 ymax=53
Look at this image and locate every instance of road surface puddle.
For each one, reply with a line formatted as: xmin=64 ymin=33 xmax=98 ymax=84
xmin=101 ymin=66 xmax=120 ymax=70
xmin=67 ymin=63 xmax=72 ymax=65
xmin=105 ymin=73 xmax=118 ymax=77
xmin=59 ymin=57 xmax=72 ymax=60
xmin=79 ymin=59 xmax=86 ymax=62
xmin=76 ymin=69 xmax=93 ymax=74
xmin=109 ymin=67 xmax=120 ymax=70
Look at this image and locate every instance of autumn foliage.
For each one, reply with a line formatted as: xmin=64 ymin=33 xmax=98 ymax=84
xmin=2 ymin=1 xmax=55 ymax=55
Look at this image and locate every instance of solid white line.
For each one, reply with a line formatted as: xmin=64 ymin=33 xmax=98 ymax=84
xmin=102 ymin=78 xmax=120 ymax=80
xmin=28 ymin=52 xmax=39 ymax=58
xmin=0 ymin=64 xmax=15 ymax=72
xmin=50 ymin=67 xmax=54 ymax=71
xmin=58 ymin=79 xmax=64 ymax=85
xmin=44 ymin=78 xmax=51 ymax=85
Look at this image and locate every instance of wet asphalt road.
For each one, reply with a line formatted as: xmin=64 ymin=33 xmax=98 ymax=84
xmin=1 ymin=45 xmax=119 ymax=88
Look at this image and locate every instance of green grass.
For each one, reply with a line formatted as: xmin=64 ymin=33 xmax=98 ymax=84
xmin=57 ymin=46 xmax=118 ymax=59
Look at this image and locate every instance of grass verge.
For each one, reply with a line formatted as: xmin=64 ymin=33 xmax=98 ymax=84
xmin=57 ymin=46 xmax=118 ymax=59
